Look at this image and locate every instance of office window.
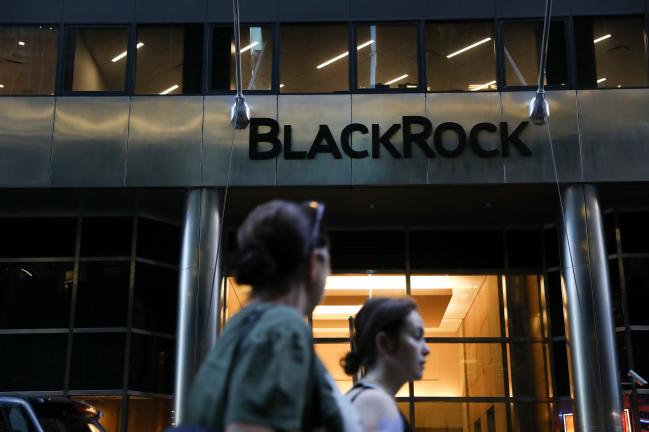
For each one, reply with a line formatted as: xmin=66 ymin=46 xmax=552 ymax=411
xmin=134 ymin=25 xmax=203 ymax=95
xmin=63 ymin=27 xmax=128 ymax=92
xmin=280 ymin=24 xmax=348 ymax=93
xmin=503 ymin=21 xmax=568 ymax=87
xmin=0 ymin=26 xmax=58 ymax=95
xmin=426 ymin=22 xmax=496 ymax=92
xmin=211 ymin=26 xmax=273 ymax=92
xmin=356 ymin=24 xmax=419 ymax=90
xmin=576 ymin=16 xmax=649 ymax=88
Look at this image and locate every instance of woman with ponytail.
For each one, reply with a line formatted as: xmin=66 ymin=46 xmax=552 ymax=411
xmin=186 ymin=200 xmax=359 ymax=432
xmin=343 ymin=298 xmax=429 ymax=432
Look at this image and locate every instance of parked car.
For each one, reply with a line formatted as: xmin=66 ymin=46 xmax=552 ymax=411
xmin=0 ymin=396 xmax=106 ymax=432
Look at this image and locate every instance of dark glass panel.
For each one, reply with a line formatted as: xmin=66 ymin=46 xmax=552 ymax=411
xmin=63 ymin=27 xmax=128 ymax=92
xmin=552 ymin=341 xmax=571 ymax=397
xmin=575 ymin=16 xmax=649 ymax=89
xmin=0 ymin=217 xmax=76 ymax=258
xmin=546 ymin=270 xmax=565 ymax=337
xmin=132 ymin=263 xmax=178 ymax=334
xmin=619 ymin=212 xmax=649 ymax=254
xmin=280 ymin=24 xmax=348 ymax=93
xmin=505 ymin=275 xmax=543 ymax=338
xmin=70 ymin=396 xmax=122 ymax=432
xmin=211 ymin=26 xmax=273 ymax=91
xmin=0 ymin=25 xmax=58 ymax=95
xmin=426 ymin=21 xmax=497 ymax=92
xmin=604 ymin=212 xmax=617 ymax=256
xmin=508 ymin=343 xmax=550 ymax=398
xmin=617 ymin=331 xmax=630 ymax=385
xmin=70 ymin=333 xmax=125 ymax=390
xmin=0 ymin=334 xmax=66 ymax=391
xmin=507 ymin=230 xmax=542 ymax=270
xmin=330 ymin=231 xmax=404 ymax=272
xmin=609 ymin=258 xmax=625 ymax=328
xmin=543 ymin=226 xmax=559 ymax=268
xmin=410 ymin=230 xmax=504 ymax=270
xmin=129 ymin=334 xmax=174 ymax=394
xmin=631 ymin=331 xmax=649 ymax=383
xmin=134 ymin=25 xmax=203 ymax=95
xmin=81 ymin=217 xmax=133 ymax=257
xmin=503 ymin=21 xmax=568 ymax=87
xmin=136 ymin=218 xmax=181 ymax=265
xmin=75 ymin=262 xmax=130 ymax=328
xmin=624 ymin=258 xmax=649 ymax=326
xmin=356 ymin=24 xmax=419 ymax=90
xmin=0 ymin=262 xmax=73 ymax=329
xmin=413 ymin=402 xmax=508 ymax=432
xmin=509 ymin=402 xmax=553 ymax=432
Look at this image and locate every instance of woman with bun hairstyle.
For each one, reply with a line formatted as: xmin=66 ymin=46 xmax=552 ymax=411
xmin=186 ymin=200 xmax=359 ymax=432
xmin=343 ymin=298 xmax=429 ymax=432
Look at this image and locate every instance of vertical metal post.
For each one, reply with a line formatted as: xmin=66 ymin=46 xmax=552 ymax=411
xmin=560 ymin=184 xmax=622 ymax=431
xmin=173 ymin=188 xmax=223 ymax=425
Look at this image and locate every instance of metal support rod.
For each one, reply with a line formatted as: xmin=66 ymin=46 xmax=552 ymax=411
xmin=232 ymin=0 xmax=244 ymax=98
xmin=537 ymin=0 xmax=553 ymax=92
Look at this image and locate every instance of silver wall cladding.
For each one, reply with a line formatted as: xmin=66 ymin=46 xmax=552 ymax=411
xmin=51 ymin=97 xmax=129 ymax=186
xmin=202 ymin=96 xmax=277 ymax=186
xmin=0 ymin=97 xmax=54 ymax=187
xmin=277 ymin=95 xmax=352 ymax=185
xmin=426 ymin=92 xmax=502 ymax=184
xmin=501 ymin=90 xmax=581 ymax=183
xmin=578 ymin=89 xmax=649 ymax=182
xmin=351 ymin=93 xmax=427 ymax=185
xmin=126 ymin=96 xmax=203 ymax=186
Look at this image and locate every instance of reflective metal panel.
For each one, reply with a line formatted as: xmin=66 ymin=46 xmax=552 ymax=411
xmin=277 ymin=95 xmax=351 ymax=185
xmin=578 ymin=89 xmax=649 ymax=182
xmin=51 ymin=97 xmax=129 ymax=186
xmin=351 ymin=93 xmax=427 ymax=185
xmin=0 ymin=97 xmax=54 ymax=187
xmin=426 ymin=92 xmax=502 ymax=184
xmin=127 ymin=96 xmax=203 ymax=186
xmin=203 ymin=96 xmax=277 ymax=186
xmin=501 ymin=90 xmax=581 ymax=183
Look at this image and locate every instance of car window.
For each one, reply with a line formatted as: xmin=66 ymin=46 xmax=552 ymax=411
xmin=38 ymin=416 xmax=98 ymax=432
xmin=4 ymin=406 xmax=37 ymax=432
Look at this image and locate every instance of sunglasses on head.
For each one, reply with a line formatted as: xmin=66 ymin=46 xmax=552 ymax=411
xmin=303 ymin=201 xmax=326 ymax=252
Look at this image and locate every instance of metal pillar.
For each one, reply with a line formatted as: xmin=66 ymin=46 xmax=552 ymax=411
xmin=173 ymin=188 xmax=223 ymax=425
xmin=560 ymin=184 xmax=622 ymax=431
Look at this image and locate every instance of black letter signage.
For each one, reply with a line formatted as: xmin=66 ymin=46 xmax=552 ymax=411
xmin=249 ymin=118 xmax=282 ymax=160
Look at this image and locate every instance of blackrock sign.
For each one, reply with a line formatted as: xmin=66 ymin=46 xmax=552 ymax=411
xmin=248 ymin=117 xmax=531 ymax=160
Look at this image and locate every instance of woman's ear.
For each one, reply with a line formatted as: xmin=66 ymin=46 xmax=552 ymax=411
xmin=375 ymin=331 xmax=397 ymax=356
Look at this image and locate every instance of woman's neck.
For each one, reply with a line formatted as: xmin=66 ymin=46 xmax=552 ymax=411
xmin=361 ymin=364 xmax=406 ymax=396
xmin=252 ymin=281 xmax=309 ymax=315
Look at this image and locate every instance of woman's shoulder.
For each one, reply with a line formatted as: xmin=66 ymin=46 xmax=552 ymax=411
xmin=347 ymin=386 xmax=401 ymax=430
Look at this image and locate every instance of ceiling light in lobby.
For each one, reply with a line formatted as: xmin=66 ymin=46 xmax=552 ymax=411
xmin=593 ymin=34 xmax=611 ymax=43
xmin=385 ymin=74 xmax=408 ymax=85
xmin=159 ymin=84 xmax=179 ymax=95
xmin=597 ymin=77 xmax=607 ymax=83
xmin=468 ymin=80 xmax=497 ymax=91
xmin=111 ymin=42 xmax=144 ymax=63
xmin=446 ymin=37 xmax=491 ymax=58
xmin=239 ymin=41 xmax=259 ymax=53
xmin=316 ymin=40 xmax=374 ymax=69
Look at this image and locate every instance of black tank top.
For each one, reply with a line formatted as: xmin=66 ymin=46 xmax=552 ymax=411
xmin=347 ymin=382 xmax=412 ymax=432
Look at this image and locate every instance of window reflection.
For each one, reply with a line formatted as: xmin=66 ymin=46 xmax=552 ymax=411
xmin=503 ymin=21 xmax=568 ymax=87
xmin=356 ymin=25 xmax=419 ymax=90
xmin=0 ymin=25 xmax=58 ymax=95
xmin=576 ymin=16 xmax=649 ymax=88
xmin=426 ymin=22 xmax=497 ymax=91
xmin=280 ymin=24 xmax=349 ymax=93
xmin=135 ymin=25 xmax=203 ymax=95
xmin=127 ymin=396 xmax=172 ymax=432
xmin=64 ymin=28 xmax=128 ymax=92
xmin=211 ymin=26 xmax=273 ymax=91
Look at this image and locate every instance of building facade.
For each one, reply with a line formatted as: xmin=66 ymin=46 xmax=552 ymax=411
xmin=1 ymin=0 xmax=649 ymax=431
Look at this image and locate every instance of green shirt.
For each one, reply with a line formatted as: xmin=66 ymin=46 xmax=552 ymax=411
xmin=187 ymin=302 xmax=343 ymax=432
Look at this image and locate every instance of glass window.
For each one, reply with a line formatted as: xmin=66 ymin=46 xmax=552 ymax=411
xmin=552 ymin=341 xmax=570 ymax=397
xmin=81 ymin=217 xmax=133 ymax=257
xmin=211 ymin=26 xmax=273 ymax=92
xmin=503 ymin=21 xmax=569 ymax=87
xmin=2 ymin=405 xmax=37 ymax=432
xmin=509 ymin=402 xmax=553 ymax=431
xmin=356 ymin=24 xmax=419 ymax=90
xmin=507 ymin=230 xmax=542 ymax=270
xmin=129 ymin=334 xmax=174 ymax=394
xmin=329 ymin=231 xmax=405 ymax=272
xmin=71 ymin=396 xmax=122 ymax=432
xmin=127 ymin=396 xmax=172 ymax=432
xmin=619 ymin=212 xmax=649 ymax=253
xmin=414 ymin=402 xmax=508 ymax=432
xmin=504 ymin=275 xmax=544 ymax=339
xmin=75 ymin=262 xmax=130 ymax=328
xmin=0 ymin=25 xmax=58 ymax=95
xmin=0 ymin=217 xmax=77 ymax=258
xmin=63 ymin=27 xmax=129 ymax=92
xmin=576 ymin=16 xmax=649 ymax=88
xmin=0 ymin=334 xmax=67 ymax=391
xmin=623 ymin=258 xmax=649 ymax=326
xmin=314 ymin=343 xmax=353 ymax=393
xmin=70 ymin=333 xmax=125 ymax=390
xmin=132 ymin=263 xmax=178 ymax=334
xmin=410 ymin=230 xmax=504 ymax=271
xmin=280 ymin=24 xmax=348 ymax=93
xmin=508 ymin=343 xmax=550 ymax=398
xmin=134 ymin=25 xmax=203 ymax=95
xmin=137 ymin=218 xmax=181 ymax=264
xmin=0 ymin=262 xmax=73 ymax=329
xmin=426 ymin=22 xmax=497 ymax=92
xmin=414 ymin=342 xmax=505 ymax=397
